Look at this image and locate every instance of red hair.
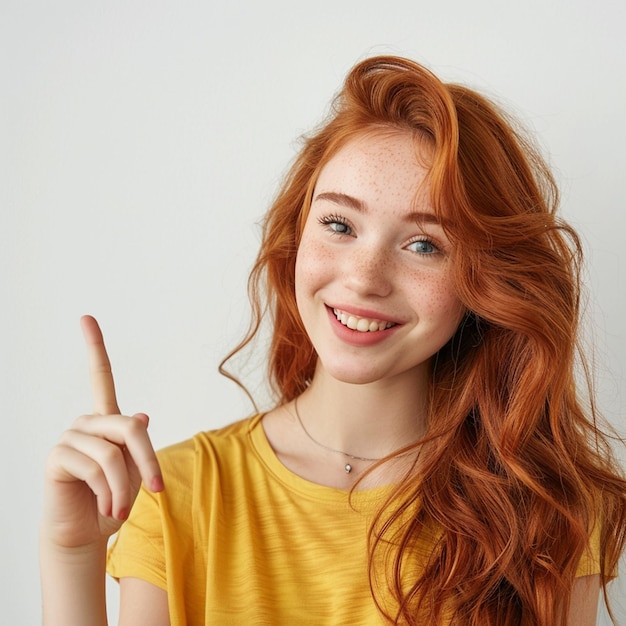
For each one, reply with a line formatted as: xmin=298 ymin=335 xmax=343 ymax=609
xmin=220 ymin=56 xmax=626 ymax=624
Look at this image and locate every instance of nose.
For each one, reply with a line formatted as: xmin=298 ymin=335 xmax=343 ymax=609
xmin=341 ymin=242 xmax=393 ymax=298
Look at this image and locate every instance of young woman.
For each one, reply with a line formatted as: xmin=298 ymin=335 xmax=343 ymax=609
xmin=41 ymin=56 xmax=626 ymax=625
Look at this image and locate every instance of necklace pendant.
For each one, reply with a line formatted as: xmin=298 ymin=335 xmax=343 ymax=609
xmin=345 ymin=463 xmax=352 ymax=473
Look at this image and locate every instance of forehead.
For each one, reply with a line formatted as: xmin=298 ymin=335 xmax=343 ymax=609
xmin=314 ymin=130 xmax=432 ymax=210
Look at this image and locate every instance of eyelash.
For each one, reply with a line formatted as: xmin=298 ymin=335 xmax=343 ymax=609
xmin=317 ymin=214 xmax=442 ymax=257
xmin=318 ymin=214 xmax=353 ymax=236
xmin=406 ymin=236 xmax=441 ymax=256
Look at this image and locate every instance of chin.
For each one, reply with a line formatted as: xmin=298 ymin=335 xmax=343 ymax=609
xmin=329 ymin=371 xmax=386 ymax=386
xmin=317 ymin=357 xmax=424 ymax=388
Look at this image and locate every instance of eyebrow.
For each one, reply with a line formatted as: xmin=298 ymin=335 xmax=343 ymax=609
xmin=313 ymin=191 xmax=443 ymax=226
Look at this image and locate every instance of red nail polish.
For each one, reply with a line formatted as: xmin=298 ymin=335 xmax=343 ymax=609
xmin=151 ymin=476 xmax=165 ymax=492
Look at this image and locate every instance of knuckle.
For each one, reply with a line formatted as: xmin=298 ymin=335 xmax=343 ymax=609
xmin=125 ymin=417 xmax=147 ymax=438
xmin=71 ymin=414 xmax=92 ymax=429
xmin=83 ymin=461 xmax=104 ymax=485
xmin=58 ymin=429 xmax=77 ymax=446
xmin=100 ymin=443 xmax=124 ymax=466
xmin=45 ymin=444 xmax=65 ymax=469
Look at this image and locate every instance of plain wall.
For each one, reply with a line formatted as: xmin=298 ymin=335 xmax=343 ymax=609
xmin=1 ymin=0 xmax=624 ymax=622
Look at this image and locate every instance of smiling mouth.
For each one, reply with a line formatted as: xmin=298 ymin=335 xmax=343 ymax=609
xmin=332 ymin=308 xmax=397 ymax=333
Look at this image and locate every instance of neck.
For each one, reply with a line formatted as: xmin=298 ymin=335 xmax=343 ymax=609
xmin=296 ymin=364 xmax=429 ymax=461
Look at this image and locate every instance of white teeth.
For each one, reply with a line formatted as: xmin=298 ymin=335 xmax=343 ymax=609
xmin=356 ymin=318 xmax=370 ymax=332
xmin=333 ymin=308 xmax=395 ymax=333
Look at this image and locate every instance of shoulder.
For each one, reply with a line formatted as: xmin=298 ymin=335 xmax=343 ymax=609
xmin=122 ymin=415 xmax=265 ymax=529
xmin=155 ymin=414 xmax=264 ymax=481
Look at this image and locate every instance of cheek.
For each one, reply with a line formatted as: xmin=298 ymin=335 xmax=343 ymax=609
xmin=295 ymin=238 xmax=333 ymax=299
xmin=407 ymin=269 xmax=464 ymax=322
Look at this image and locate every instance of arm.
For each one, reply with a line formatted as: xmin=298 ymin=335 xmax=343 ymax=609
xmin=40 ymin=316 xmax=164 ymax=625
xmin=39 ymin=539 xmax=109 ymax=626
xmin=119 ymin=578 xmax=170 ymax=626
xmin=567 ymin=574 xmax=600 ymax=626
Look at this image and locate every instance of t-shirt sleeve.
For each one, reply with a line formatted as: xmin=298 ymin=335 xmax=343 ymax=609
xmin=107 ymin=482 xmax=168 ymax=589
xmin=574 ymin=519 xmax=602 ymax=578
xmin=106 ymin=438 xmax=196 ymax=590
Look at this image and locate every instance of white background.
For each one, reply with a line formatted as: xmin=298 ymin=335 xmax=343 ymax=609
xmin=1 ymin=1 xmax=624 ymax=623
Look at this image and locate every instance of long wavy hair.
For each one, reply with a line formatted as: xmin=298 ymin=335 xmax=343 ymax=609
xmin=220 ymin=56 xmax=626 ymax=625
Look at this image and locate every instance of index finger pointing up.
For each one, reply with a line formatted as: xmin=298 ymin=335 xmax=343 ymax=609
xmin=81 ymin=315 xmax=121 ymax=415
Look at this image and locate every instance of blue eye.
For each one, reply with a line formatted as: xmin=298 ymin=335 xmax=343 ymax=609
xmin=408 ymin=239 xmax=438 ymax=255
xmin=318 ymin=215 xmax=353 ymax=236
xmin=329 ymin=221 xmax=351 ymax=235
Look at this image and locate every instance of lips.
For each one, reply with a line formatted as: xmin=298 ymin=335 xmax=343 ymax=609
xmin=332 ymin=307 xmax=397 ymax=333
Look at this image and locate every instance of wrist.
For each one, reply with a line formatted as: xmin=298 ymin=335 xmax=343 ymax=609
xmin=40 ymin=532 xmax=109 ymax=626
xmin=40 ymin=526 xmax=109 ymax=559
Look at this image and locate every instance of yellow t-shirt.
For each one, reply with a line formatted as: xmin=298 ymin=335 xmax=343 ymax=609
xmin=107 ymin=414 xmax=600 ymax=625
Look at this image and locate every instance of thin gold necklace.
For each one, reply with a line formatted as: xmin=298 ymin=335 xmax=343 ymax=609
xmin=294 ymin=397 xmax=383 ymax=474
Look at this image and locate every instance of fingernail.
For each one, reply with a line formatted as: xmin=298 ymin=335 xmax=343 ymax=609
xmin=117 ymin=507 xmax=129 ymax=521
xmin=151 ymin=476 xmax=165 ymax=492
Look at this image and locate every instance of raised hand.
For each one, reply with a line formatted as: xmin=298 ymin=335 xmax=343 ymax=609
xmin=42 ymin=316 xmax=163 ymax=550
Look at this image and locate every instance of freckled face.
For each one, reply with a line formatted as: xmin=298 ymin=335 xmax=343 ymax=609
xmin=294 ymin=131 xmax=464 ymax=386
